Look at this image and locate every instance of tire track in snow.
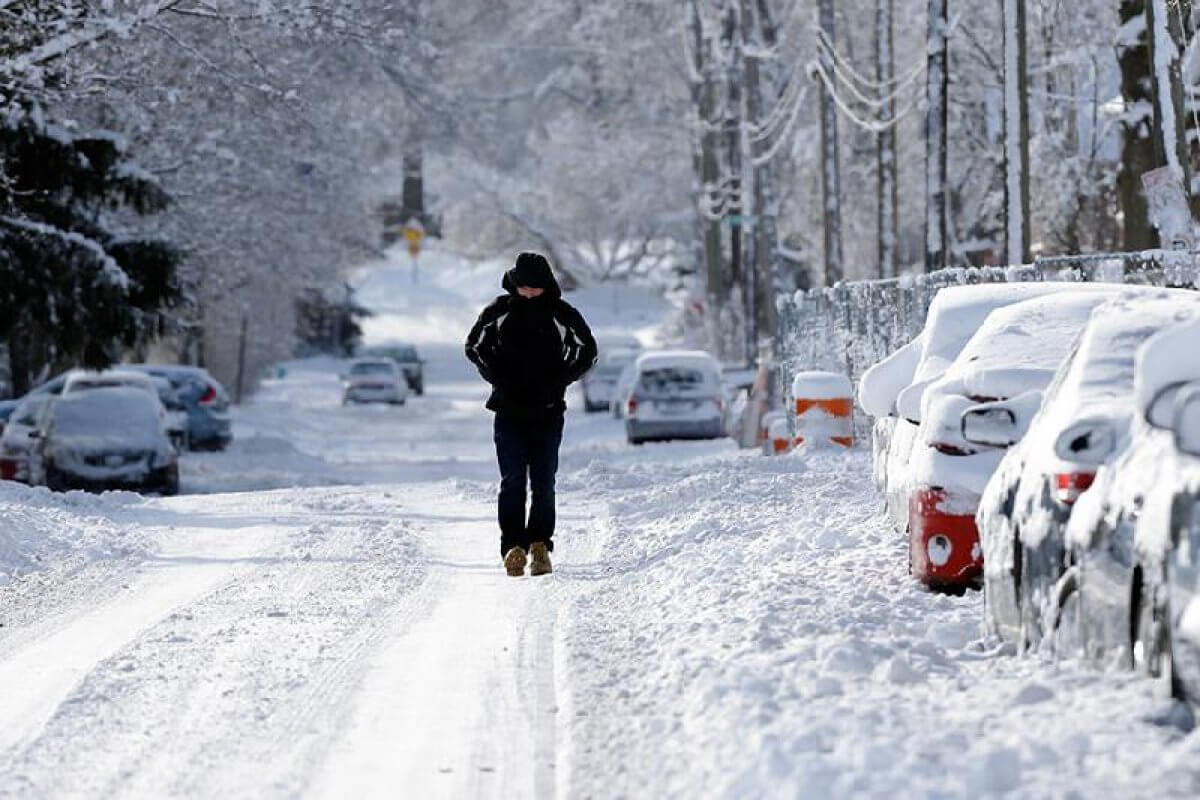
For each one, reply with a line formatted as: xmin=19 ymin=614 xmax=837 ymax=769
xmin=0 ymin=496 xmax=424 ymax=798
xmin=0 ymin=522 xmax=283 ymax=779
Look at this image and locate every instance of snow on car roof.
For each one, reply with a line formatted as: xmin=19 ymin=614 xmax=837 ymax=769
xmin=911 ymin=282 xmax=1117 ymax=385
xmin=932 ymin=291 xmax=1123 ymax=401
xmin=1050 ymin=291 xmax=1200 ymax=424
xmin=869 ymin=283 xmax=1118 ymax=419
xmin=634 ymin=351 xmax=720 ymax=376
xmin=64 ymin=368 xmax=155 ymax=389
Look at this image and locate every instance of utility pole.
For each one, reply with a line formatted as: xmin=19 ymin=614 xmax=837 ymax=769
xmin=686 ymin=0 xmax=727 ymax=337
xmin=724 ymin=0 xmax=745 ymax=301
xmin=234 ymin=309 xmax=248 ymax=405
xmin=876 ymin=0 xmax=898 ymax=278
xmin=924 ymin=0 xmax=950 ymax=272
xmin=817 ymin=0 xmax=843 ymax=285
xmin=746 ymin=0 xmax=782 ymax=343
xmin=1002 ymin=0 xmax=1031 ymax=266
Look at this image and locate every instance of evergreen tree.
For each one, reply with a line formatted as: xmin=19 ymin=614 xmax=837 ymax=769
xmin=0 ymin=101 xmax=181 ymax=394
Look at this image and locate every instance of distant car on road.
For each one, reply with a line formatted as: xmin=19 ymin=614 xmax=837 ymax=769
xmin=362 ymin=343 xmax=425 ymax=395
xmin=29 ymin=386 xmax=179 ymax=495
xmin=624 ymin=351 xmax=725 ymax=445
xmin=0 ymin=394 xmax=53 ymax=483
xmin=124 ymin=365 xmax=233 ymax=451
xmin=582 ymin=347 xmax=640 ymax=413
xmin=582 ymin=331 xmax=643 ymax=413
xmin=342 ymin=358 xmax=409 ymax=406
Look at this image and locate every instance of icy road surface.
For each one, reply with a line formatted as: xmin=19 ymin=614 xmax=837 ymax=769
xmin=1 ymin=250 xmax=1198 ymax=798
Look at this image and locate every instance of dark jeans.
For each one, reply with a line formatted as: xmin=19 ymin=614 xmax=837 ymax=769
xmin=494 ymin=411 xmax=564 ymax=556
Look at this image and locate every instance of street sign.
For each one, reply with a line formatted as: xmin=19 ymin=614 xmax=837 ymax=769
xmin=402 ymin=218 xmax=425 ymax=258
xmin=725 ymin=214 xmax=758 ymax=227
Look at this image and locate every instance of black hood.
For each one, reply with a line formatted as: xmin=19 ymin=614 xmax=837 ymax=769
xmin=502 ymin=251 xmax=562 ymax=299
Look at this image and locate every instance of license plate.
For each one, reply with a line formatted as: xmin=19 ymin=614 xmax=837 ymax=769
xmin=659 ymin=400 xmax=695 ymax=415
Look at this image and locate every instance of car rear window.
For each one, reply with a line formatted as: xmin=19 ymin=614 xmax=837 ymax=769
xmin=638 ymin=367 xmax=710 ymax=395
xmin=52 ymin=391 xmax=159 ymax=434
xmin=351 ymin=362 xmax=393 ymax=376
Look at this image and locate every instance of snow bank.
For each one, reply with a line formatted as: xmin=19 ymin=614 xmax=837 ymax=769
xmin=561 ymin=447 xmax=1181 ymax=799
xmin=0 ymin=482 xmax=151 ymax=584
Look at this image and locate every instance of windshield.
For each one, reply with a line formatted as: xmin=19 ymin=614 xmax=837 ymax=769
xmin=350 ymin=362 xmax=393 ymax=376
xmin=13 ymin=396 xmax=49 ymax=426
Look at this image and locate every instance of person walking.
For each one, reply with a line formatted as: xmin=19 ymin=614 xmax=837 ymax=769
xmin=465 ymin=252 xmax=597 ymax=577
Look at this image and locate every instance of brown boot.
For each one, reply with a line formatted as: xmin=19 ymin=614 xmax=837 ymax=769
xmin=503 ymin=546 xmax=527 ymax=577
xmin=529 ymin=542 xmax=552 ymax=576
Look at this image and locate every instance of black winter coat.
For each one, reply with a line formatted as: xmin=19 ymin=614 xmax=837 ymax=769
xmin=464 ymin=268 xmax=597 ymax=418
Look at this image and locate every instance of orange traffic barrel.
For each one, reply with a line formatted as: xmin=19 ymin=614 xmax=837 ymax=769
xmin=792 ymin=371 xmax=854 ymax=447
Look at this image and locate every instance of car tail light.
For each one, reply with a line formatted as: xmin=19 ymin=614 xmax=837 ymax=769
xmin=199 ymin=385 xmax=218 ymax=405
xmin=627 ymin=396 xmax=639 ymax=416
xmin=1054 ymin=471 xmax=1096 ymax=506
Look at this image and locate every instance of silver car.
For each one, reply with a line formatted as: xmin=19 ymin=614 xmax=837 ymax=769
xmin=342 ymin=358 xmax=409 ymax=405
xmin=624 ymin=351 xmax=725 ymax=445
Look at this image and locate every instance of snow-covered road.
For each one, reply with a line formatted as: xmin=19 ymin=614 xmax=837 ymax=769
xmin=2 ymin=249 xmax=1199 ymax=798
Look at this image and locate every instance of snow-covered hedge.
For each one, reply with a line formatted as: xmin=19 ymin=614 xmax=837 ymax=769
xmin=776 ymin=250 xmax=1200 ymax=435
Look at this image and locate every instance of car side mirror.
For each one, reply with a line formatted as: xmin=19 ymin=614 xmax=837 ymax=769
xmin=1054 ymin=418 xmax=1115 ymax=464
xmin=1174 ymin=386 xmax=1200 ymax=457
xmin=1147 ymin=382 xmax=1187 ymax=429
xmin=961 ymin=406 xmax=1019 ymax=448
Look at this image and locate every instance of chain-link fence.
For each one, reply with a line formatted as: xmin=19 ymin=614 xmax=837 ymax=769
xmin=775 ymin=250 xmax=1200 ymax=438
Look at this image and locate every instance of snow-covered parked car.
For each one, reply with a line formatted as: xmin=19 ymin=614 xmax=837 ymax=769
xmin=904 ymin=291 xmax=1121 ymax=592
xmin=974 ymin=291 xmax=1200 ymax=651
xmin=341 ymin=358 xmax=409 ymax=405
xmin=0 ymin=394 xmax=53 ymax=483
xmin=857 ymin=282 xmax=1103 ymax=533
xmin=624 ymin=350 xmax=725 ymax=444
xmin=28 ymin=387 xmax=179 ymax=495
xmin=63 ymin=368 xmax=187 ymax=451
xmin=582 ymin=347 xmax=640 ymax=413
xmin=125 ymin=364 xmax=233 ymax=451
xmin=1129 ymin=362 xmax=1200 ymax=701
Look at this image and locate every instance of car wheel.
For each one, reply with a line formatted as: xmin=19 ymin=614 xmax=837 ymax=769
xmin=45 ymin=465 xmax=65 ymax=493
xmin=1133 ymin=570 xmax=1183 ymax=700
xmin=1050 ymin=565 xmax=1082 ymax=660
xmin=1017 ymin=544 xmax=1044 ymax=655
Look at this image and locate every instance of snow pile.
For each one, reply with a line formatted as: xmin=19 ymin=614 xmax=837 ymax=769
xmin=0 ymin=482 xmax=151 ymax=584
xmin=559 ymin=447 xmax=1183 ymax=798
